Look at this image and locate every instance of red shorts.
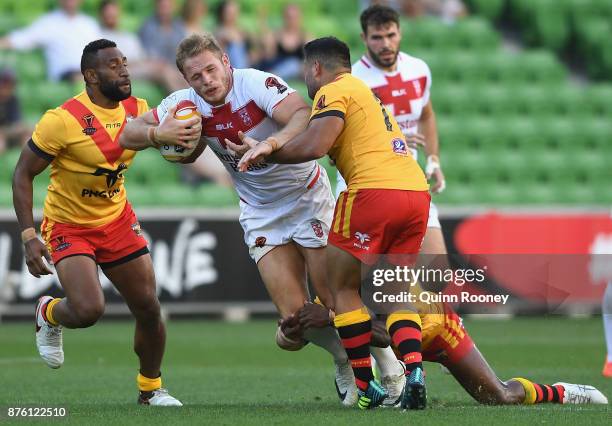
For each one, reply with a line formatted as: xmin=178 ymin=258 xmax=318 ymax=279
xmin=329 ymin=189 xmax=430 ymax=265
xmin=40 ymin=203 xmax=148 ymax=268
xmin=421 ymin=303 xmax=475 ymax=365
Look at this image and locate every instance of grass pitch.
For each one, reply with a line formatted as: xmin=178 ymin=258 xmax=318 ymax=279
xmin=0 ymin=317 xmax=609 ymax=425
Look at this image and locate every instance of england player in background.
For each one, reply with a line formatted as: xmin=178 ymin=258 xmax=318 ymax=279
xmin=338 ymin=5 xmax=447 ymax=257
xmin=119 ymin=33 xmax=358 ymax=405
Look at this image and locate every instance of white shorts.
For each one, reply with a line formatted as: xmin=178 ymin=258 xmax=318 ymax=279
xmin=240 ymin=166 xmax=335 ymax=263
xmin=335 ymin=170 xmax=440 ymax=229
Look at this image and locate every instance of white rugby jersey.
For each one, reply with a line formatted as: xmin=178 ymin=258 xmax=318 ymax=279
xmin=352 ymin=52 xmax=432 ymax=159
xmin=154 ymin=68 xmax=319 ymax=206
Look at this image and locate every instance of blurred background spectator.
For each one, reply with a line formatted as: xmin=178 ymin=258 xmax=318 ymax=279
xmin=0 ymin=68 xmax=30 ymax=154
xmin=259 ymin=4 xmax=311 ymax=80
xmin=214 ymin=0 xmax=251 ymax=68
xmin=0 ymin=0 xmax=100 ymax=83
xmin=182 ymin=0 xmax=209 ymax=36
xmin=99 ymin=0 xmax=186 ymax=92
xmin=139 ymin=0 xmax=187 ymax=66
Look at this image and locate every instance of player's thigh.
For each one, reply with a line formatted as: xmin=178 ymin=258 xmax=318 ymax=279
xmin=420 ymin=226 xmax=447 ymax=255
xmin=295 ymin=245 xmax=334 ymax=308
xmin=257 ymin=243 xmax=309 ymax=318
xmin=102 ymin=253 xmax=158 ymax=313
xmin=326 ymin=243 xmax=362 ymax=294
xmin=55 ymin=255 xmax=104 ymax=314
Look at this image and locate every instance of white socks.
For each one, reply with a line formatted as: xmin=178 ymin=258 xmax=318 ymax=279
xmin=303 ymin=326 xmax=349 ymax=363
xmin=371 ymin=345 xmax=404 ymax=377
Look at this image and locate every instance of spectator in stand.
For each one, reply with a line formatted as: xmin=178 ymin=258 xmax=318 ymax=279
xmin=363 ymin=0 xmax=466 ymax=22
xmin=259 ymin=3 xmax=311 ymax=81
xmin=421 ymin=0 xmax=467 ymax=23
xmin=139 ymin=0 xmax=187 ymax=66
xmin=98 ymin=0 xmax=186 ymax=92
xmin=182 ymin=0 xmax=208 ymax=36
xmin=214 ymin=0 xmax=251 ymax=68
xmin=0 ymin=68 xmax=31 ymax=153
xmin=0 ymin=0 xmax=101 ymax=83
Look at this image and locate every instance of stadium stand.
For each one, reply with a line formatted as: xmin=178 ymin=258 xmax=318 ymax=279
xmin=0 ymin=0 xmax=610 ymax=207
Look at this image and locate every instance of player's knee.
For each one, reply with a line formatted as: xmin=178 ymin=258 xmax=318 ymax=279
xmin=73 ymin=302 xmax=105 ymax=327
xmin=132 ymin=298 xmax=161 ymax=324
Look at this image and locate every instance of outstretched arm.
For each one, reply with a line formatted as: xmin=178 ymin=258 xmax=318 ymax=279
xmin=230 ymin=115 xmax=344 ymax=171
xmin=225 ymin=92 xmax=311 ymax=158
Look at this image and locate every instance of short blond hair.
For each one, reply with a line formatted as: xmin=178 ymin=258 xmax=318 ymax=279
xmin=176 ymin=33 xmax=223 ymax=74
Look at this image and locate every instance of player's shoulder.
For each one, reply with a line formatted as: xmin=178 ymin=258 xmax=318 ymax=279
xmin=352 ymin=56 xmax=375 ymax=76
xmin=233 ymin=68 xmax=289 ymax=91
xmin=398 ymin=52 xmax=431 ymax=74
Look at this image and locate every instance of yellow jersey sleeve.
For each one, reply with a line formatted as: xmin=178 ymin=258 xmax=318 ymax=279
xmin=310 ymin=81 xmax=349 ymax=121
xmin=136 ymin=98 xmax=150 ymax=115
xmin=31 ymin=109 xmax=66 ymax=158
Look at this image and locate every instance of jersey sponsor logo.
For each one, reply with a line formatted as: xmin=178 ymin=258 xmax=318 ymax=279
xmin=255 ymin=236 xmax=267 ymax=247
xmin=311 ymin=220 xmax=324 ymax=238
xmin=392 ymin=89 xmax=407 ymax=97
xmin=315 ymin=95 xmax=326 ymax=110
xmin=52 ymin=236 xmax=71 ymax=252
xmin=91 ymin=163 xmax=127 ymax=188
xmin=354 ymin=231 xmax=371 ymax=250
xmin=82 ymin=114 xmax=97 ymax=135
xmin=105 ymin=122 xmax=122 ymax=129
xmin=264 ymin=76 xmax=287 ymax=94
xmin=391 ymin=138 xmax=408 ymax=156
xmin=81 ymin=188 xmax=121 ymax=198
xmin=216 ymin=122 xmax=233 ymax=131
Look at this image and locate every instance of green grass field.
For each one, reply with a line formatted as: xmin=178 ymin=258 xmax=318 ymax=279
xmin=0 ymin=317 xmax=609 ymax=425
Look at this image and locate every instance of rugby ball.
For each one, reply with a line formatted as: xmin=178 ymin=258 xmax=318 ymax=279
xmin=159 ymin=99 xmax=202 ymax=162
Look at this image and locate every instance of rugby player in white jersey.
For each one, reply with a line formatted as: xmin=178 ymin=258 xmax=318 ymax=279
xmin=118 ymin=33 xmax=357 ymax=405
xmin=337 ymin=5 xmax=447 ymax=256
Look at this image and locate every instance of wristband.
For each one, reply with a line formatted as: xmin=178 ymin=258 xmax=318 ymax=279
xmin=425 ymin=155 xmax=441 ymax=176
xmin=262 ymin=137 xmax=279 ymax=152
xmin=147 ymin=127 xmax=161 ymax=148
xmin=21 ymin=227 xmax=37 ymax=244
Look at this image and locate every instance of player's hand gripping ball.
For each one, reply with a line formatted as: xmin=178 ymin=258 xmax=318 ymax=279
xmin=159 ymin=99 xmax=201 ymax=162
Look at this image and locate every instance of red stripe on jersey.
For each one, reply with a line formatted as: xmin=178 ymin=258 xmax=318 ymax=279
xmin=372 ymin=75 xmax=428 ymax=116
xmin=202 ymin=100 xmax=267 ymax=149
xmin=341 ymin=332 xmax=371 ymax=349
xmin=62 ymin=97 xmax=138 ymax=165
